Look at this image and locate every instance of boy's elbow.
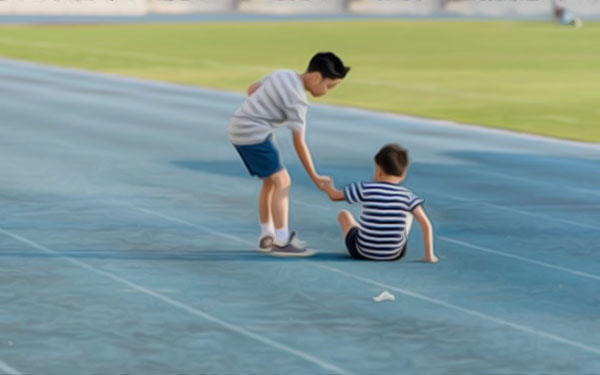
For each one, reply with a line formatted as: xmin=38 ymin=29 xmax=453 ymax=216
xmin=424 ymin=219 xmax=433 ymax=231
xmin=425 ymin=222 xmax=434 ymax=237
xmin=418 ymin=217 xmax=433 ymax=233
xmin=247 ymin=82 xmax=260 ymax=95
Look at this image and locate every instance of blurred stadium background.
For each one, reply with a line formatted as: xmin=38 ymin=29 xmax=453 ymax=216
xmin=0 ymin=0 xmax=599 ymax=17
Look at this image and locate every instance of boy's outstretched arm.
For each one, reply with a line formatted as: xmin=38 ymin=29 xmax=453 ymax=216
xmin=323 ymin=181 xmax=345 ymax=201
xmin=292 ymin=129 xmax=331 ymax=189
xmin=413 ymin=205 xmax=439 ymax=264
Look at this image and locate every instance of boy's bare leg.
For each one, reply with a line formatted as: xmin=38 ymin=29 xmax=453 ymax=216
xmin=265 ymin=169 xmax=313 ymax=256
xmin=268 ymin=169 xmax=291 ymax=244
xmin=337 ymin=210 xmax=359 ymax=238
xmin=258 ymin=178 xmax=275 ymax=225
xmin=256 ymin=178 xmax=276 ymax=251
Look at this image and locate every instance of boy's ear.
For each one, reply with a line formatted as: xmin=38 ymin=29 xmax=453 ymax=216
xmin=374 ymin=164 xmax=382 ymax=178
xmin=309 ymin=71 xmax=323 ymax=84
xmin=398 ymin=169 xmax=408 ymax=181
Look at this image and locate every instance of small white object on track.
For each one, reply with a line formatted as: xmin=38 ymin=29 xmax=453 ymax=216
xmin=373 ymin=290 xmax=395 ymax=302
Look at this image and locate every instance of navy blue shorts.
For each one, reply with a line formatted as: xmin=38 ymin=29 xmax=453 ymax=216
xmin=345 ymin=227 xmax=407 ymax=261
xmin=233 ymin=134 xmax=284 ymax=178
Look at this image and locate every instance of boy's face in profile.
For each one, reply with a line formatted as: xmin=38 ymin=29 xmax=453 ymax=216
xmin=306 ymin=73 xmax=342 ymax=97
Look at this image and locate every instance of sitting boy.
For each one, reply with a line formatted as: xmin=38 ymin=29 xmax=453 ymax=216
xmin=322 ymin=144 xmax=438 ymax=263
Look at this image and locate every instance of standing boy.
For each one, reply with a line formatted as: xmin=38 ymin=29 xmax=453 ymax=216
xmin=229 ymin=52 xmax=350 ymax=256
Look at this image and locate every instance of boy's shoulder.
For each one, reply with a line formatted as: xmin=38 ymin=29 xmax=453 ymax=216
xmin=267 ymin=70 xmax=302 ymax=86
xmin=360 ymin=181 xmax=423 ymax=205
xmin=351 ymin=181 xmax=424 ymax=210
xmin=261 ymin=69 xmax=295 ymax=82
xmin=270 ymin=69 xmax=297 ymax=77
xmin=265 ymin=69 xmax=307 ymax=104
xmin=361 ymin=181 xmax=412 ymax=192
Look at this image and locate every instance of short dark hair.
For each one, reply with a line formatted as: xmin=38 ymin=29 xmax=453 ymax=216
xmin=307 ymin=52 xmax=350 ymax=79
xmin=374 ymin=144 xmax=409 ymax=176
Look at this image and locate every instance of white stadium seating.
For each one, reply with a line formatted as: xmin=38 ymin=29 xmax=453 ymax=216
xmin=0 ymin=0 xmax=598 ymax=16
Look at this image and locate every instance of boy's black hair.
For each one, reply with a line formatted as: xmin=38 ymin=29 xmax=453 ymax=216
xmin=307 ymin=52 xmax=350 ymax=79
xmin=374 ymin=144 xmax=409 ymax=177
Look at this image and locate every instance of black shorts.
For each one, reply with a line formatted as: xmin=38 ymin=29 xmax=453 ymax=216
xmin=345 ymin=227 xmax=407 ymax=261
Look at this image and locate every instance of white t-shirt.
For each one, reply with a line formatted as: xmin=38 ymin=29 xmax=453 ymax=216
xmin=228 ymin=70 xmax=308 ymax=145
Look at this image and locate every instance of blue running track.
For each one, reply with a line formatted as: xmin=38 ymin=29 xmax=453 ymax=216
xmin=0 ymin=58 xmax=599 ymax=374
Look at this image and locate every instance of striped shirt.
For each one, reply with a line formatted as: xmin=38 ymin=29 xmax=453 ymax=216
xmin=228 ymin=69 xmax=308 ymax=145
xmin=344 ymin=181 xmax=424 ymax=260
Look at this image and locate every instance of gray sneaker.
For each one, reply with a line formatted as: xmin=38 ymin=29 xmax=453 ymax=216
xmin=270 ymin=232 xmax=316 ymax=257
xmin=257 ymin=235 xmax=274 ymax=253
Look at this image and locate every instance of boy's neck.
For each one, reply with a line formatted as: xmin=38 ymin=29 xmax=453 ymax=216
xmin=300 ymin=72 xmax=310 ymax=91
xmin=375 ymin=175 xmax=404 ymax=185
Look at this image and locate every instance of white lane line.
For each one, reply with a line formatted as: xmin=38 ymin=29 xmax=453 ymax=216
xmin=518 ymin=204 xmax=600 ymax=209
xmin=571 ymin=186 xmax=600 ymax=197
xmin=316 ymin=264 xmax=600 ymax=356
xmin=439 ymin=236 xmax=600 ymax=281
xmin=128 ymin=205 xmax=254 ymax=245
xmin=0 ymin=360 xmax=21 ymax=375
xmin=131 ymin=205 xmax=251 ymax=246
xmin=0 ymin=227 xmax=350 ymax=375
xmin=430 ymin=168 xmax=600 ymax=198
xmin=430 ymin=192 xmax=598 ymax=231
xmin=125 ymin=205 xmax=600 ymax=356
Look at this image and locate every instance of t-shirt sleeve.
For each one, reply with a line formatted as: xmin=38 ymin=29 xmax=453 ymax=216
xmin=344 ymin=182 xmax=364 ymax=204
xmin=285 ymin=103 xmax=307 ymax=133
xmin=407 ymin=190 xmax=425 ymax=211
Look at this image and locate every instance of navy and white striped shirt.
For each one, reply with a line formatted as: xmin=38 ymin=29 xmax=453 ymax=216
xmin=344 ymin=181 xmax=424 ymax=260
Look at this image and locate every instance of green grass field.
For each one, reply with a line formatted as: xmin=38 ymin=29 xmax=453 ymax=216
xmin=1 ymin=20 xmax=599 ymax=142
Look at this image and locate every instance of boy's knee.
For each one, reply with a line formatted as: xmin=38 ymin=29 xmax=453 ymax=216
xmin=262 ymin=178 xmax=274 ymax=188
xmin=270 ymin=170 xmax=291 ymax=191
xmin=338 ymin=210 xmax=351 ymax=222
